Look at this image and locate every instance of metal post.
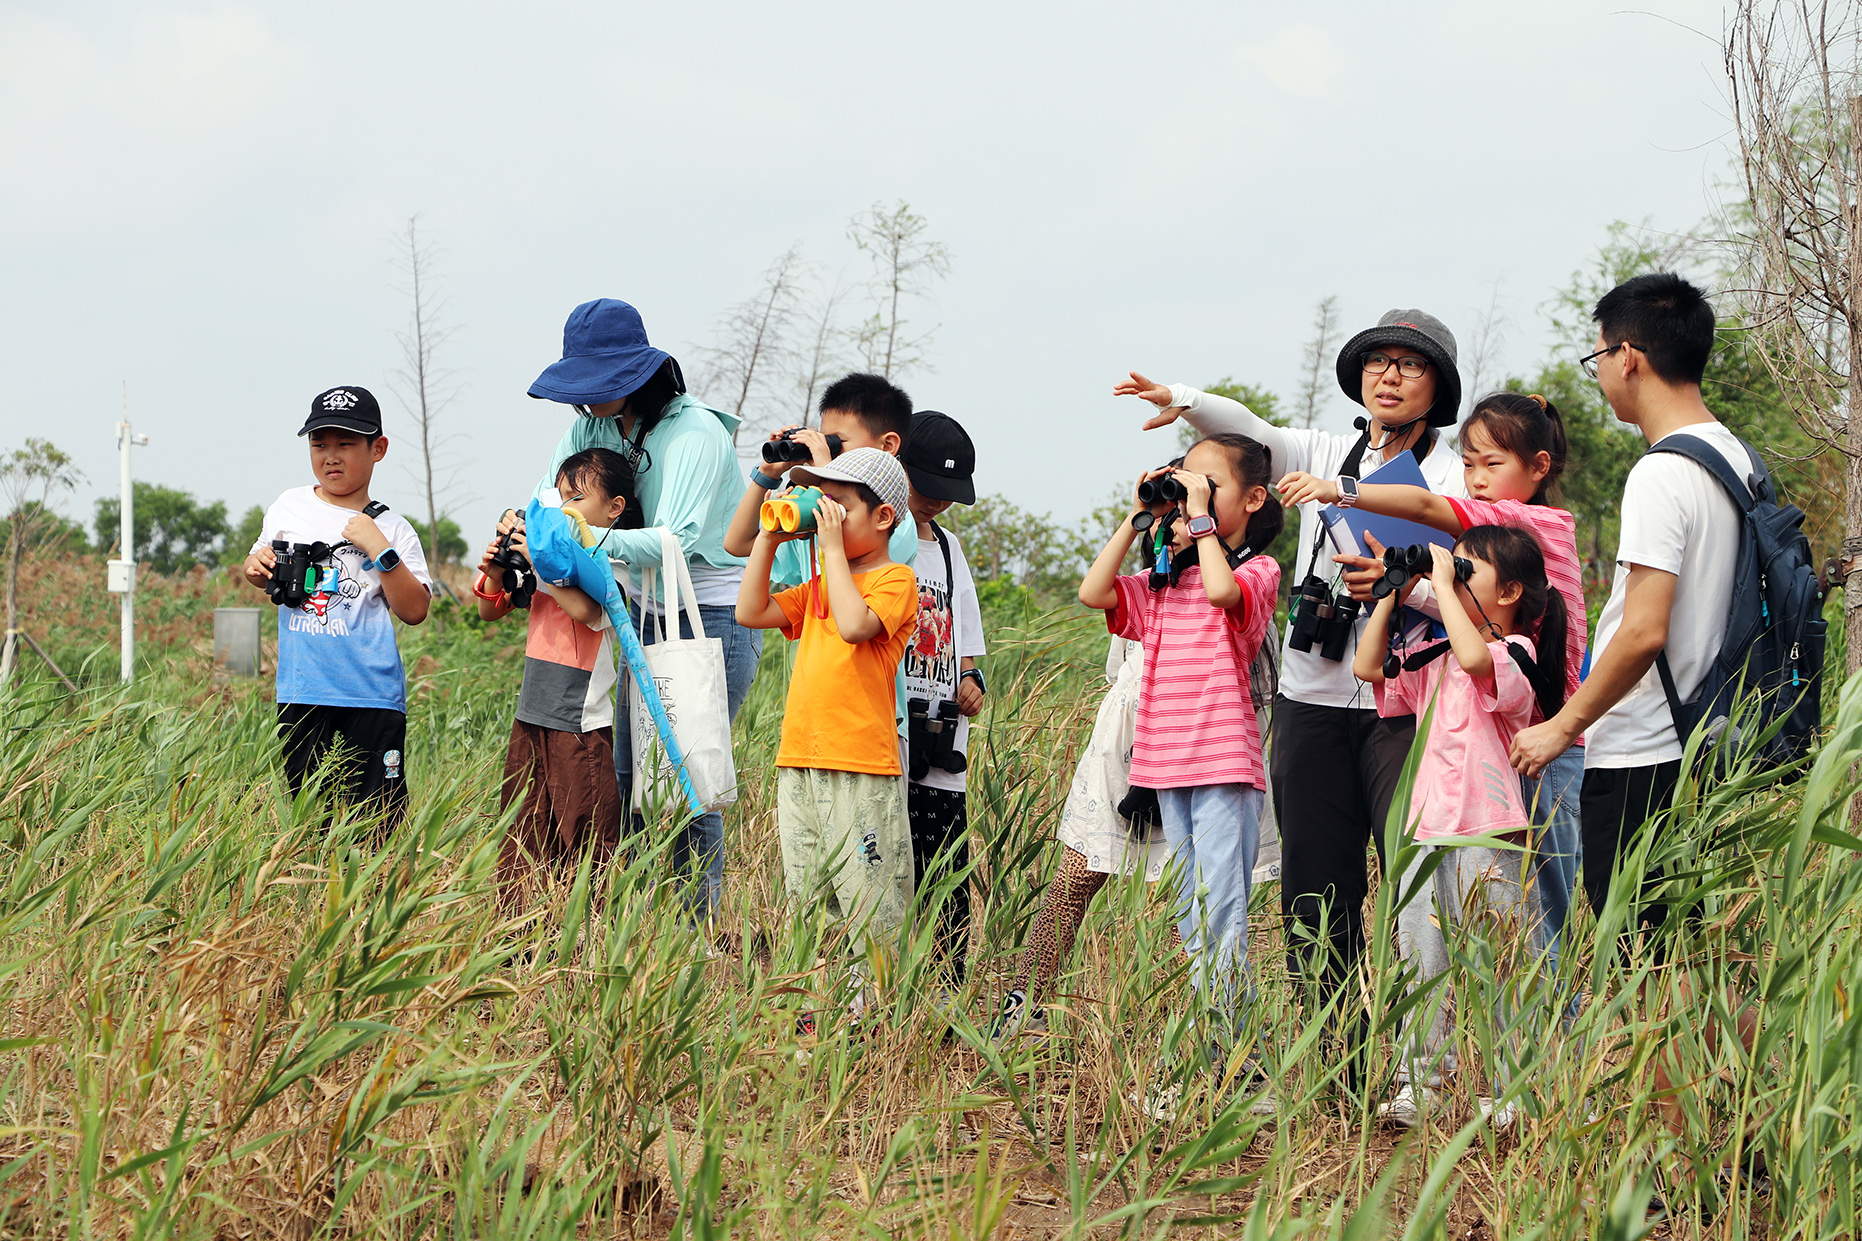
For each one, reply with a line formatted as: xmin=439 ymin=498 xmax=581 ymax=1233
xmin=109 ymin=415 xmax=149 ymax=684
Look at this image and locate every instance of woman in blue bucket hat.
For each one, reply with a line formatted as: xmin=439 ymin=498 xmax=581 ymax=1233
xmin=529 ymin=298 xmax=761 ymax=924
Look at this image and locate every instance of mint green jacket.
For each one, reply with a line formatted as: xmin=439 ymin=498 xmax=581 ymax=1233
xmin=534 ymin=395 xmax=747 ymax=589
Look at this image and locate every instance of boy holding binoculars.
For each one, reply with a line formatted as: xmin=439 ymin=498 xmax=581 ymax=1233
xmin=736 ymin=447 xmax=919 ymax=1025
xmin=241 ymin=387 xmax=432 ymax=828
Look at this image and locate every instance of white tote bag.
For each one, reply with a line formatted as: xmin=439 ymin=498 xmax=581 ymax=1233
xmin=626 ymin=529 xmax=738 ymax=814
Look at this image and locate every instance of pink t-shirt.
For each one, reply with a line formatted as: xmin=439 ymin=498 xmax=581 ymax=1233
xmin=1107 ymin=555 xmax=1280 ymax=791
xmin=1378 ymin=635 xmax=1537 ymax=842
xmin=1446 ymin=497 xmax=1588 ymax=707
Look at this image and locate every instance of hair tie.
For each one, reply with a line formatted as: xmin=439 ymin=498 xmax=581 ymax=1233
xmin=1528 ymin=393 xmax=1548 ymax=412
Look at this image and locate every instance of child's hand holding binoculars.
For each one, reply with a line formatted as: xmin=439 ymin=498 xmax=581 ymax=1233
xmin=242 ymin=544 xmax=276 ymax=589
xmin=1427 ymin=544 xmax=1461 ymax=590
xmin=811 ymin=493 xmax=848 ymax=553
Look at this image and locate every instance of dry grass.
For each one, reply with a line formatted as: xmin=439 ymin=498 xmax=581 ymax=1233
xmin=0 ymin=556 xmax=1857 ymax=1237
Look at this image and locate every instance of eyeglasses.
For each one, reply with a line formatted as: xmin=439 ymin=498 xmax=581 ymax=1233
xmin=1362 ymin=352 xmax=1430 ymax=380
xmin=1579 ymin=341 xmax=1641 ymax=378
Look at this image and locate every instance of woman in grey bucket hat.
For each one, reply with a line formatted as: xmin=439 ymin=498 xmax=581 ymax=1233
xmin=1113 ymin=308 xmax=1466 ymax=1076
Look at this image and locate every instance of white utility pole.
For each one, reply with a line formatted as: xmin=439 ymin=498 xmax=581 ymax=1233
xmin=107 ymin=398 xmax=148 ymax=684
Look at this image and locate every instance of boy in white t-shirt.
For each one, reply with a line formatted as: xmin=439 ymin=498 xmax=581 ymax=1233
xmin=1510 ymin=273 xmax=1743 ymax=933
xmin=241 ymin=387 xmax=432 ymax=827
xmin=899 ymin=413 xmax=988 ymax=987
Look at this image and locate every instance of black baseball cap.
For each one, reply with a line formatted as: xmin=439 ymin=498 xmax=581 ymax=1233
xmin=901 ymin=410 xmax=976 ymax=505
xmin=299 ymin=386 xmax=384 ymax=437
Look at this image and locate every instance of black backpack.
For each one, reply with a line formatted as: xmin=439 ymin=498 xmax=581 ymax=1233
xmin=1645 ymin=433 xmax=1827 ymax=768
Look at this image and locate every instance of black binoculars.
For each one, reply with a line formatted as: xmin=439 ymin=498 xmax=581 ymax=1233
xmin=1136 ymin=468 xmax=1214 ymax=507
xmin=1288 ymin=574 xmax=1359 ymax=662
xmin=490 ymin=526 xmax=537 ymax=608
xmin=1370 ymin=543 xmax=1473 ymax=600
xmin=908 ymin=697 xmax=968 ymax=781
xmin=762 ymin=429 xmax=845 ymax=464
xmin=267 ymin=540 xmax=331 ymax=609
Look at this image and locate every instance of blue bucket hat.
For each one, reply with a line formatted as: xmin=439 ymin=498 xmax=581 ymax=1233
xmin=528 ymin=299 xmax=673 ymax=405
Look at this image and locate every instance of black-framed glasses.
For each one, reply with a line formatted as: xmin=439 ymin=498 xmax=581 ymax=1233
xmin=1579 ymin=341 xmax=1640 ymax=378
xmin=1362 ymin=352 xmax=1430 ymax=380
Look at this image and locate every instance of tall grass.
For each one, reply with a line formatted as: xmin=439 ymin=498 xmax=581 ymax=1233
xmin=1 ymin=564 xmax=1860 ymax=1237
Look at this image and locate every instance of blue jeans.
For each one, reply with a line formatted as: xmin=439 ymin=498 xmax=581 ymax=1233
xmin=616 ymin=602 xmax=763 ymax=920
xmin=1158 ymin=784 xmax=1262 ymax=1014
xmin=1521 ymin=743 xmax=1584 ymax=969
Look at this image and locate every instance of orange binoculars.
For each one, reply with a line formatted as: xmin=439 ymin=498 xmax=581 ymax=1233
xmin=759 ymin=486 xmax=825 ymax=534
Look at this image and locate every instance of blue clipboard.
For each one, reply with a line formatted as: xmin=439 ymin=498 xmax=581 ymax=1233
xmin=1317 ymin=450 xmax=1455 ymax=558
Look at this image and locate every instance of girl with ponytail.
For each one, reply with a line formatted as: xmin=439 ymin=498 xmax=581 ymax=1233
xmin=1278 ymin=392 xmax=1588 ymax=975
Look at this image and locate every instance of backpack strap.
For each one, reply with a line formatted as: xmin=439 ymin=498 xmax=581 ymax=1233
xmin=1641 ymin=432 xmax=1759 ymax=722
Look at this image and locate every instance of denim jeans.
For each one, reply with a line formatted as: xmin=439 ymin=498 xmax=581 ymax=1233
xmin=1157 ymin=784 xmax=1262 ymax=1014
xmin=1520 ymin=743 xmax=1584 ymax=969
xmin=615 ymin=602 xmax=763 ymax=920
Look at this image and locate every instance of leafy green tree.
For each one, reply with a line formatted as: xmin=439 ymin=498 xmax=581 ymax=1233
xmin=94 ymin=483 xmax=230 ymax=575
xmin=430 ymin=513 xmax=468 ymax=566
xmin=229 ymin=505 xmax=265 ymax=564
xmin=0 ymin=501 xmax=86 ymax=554
xmin=2 ymin=438 xmax=84 ymax=683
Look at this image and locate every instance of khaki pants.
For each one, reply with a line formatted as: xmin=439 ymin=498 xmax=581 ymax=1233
xmin=777 ymin=767 xmax=912 ymax=937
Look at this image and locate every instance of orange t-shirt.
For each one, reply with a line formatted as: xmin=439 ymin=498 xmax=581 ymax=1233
xmin=773 ymin=562 xmax=918 ymax=775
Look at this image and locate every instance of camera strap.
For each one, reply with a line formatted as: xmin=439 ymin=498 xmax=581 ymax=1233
xmin=1392 ymin=635 xmax=1539 ymax=680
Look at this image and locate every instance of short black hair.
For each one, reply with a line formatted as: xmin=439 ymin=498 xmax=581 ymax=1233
xmin=1592 ymin=272 xmax=1715 ymax=385
xmin=556 ymin=446 xmax=636 ymax=502
xmin=819 ymin=373 xmax=913 ymax=446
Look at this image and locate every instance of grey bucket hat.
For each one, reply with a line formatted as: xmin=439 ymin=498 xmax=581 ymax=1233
xmin=1335 ymin=308 xmax=1462 ymax=428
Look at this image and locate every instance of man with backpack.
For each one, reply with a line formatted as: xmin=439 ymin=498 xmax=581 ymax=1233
xmin=1510 ymin=272 xmax=1823 ymax=932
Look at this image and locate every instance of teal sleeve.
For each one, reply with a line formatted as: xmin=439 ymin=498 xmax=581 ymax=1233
xmin=592 ymin=421 xmax=735 ymax=571
xmin=770 ymin=539 xmax=810 ymax=588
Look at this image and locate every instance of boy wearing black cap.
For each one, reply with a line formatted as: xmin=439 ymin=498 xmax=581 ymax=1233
xmin=899 ymin=411 xmax=988 ymax=989
xmin=241 ymin=387 xmax=432 ymax=826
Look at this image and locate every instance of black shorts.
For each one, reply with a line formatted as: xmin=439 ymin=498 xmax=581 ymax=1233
xmin=1579 ymin=759 xmax=1684 ymax=939
xmin=277 ymin=703 xmax=409 ymax=828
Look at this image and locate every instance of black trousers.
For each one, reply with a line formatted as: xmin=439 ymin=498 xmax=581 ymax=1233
xmin=1270 ymin=695 xmax=1416 ymax=998
xmin=277 ymin=703 xmax=410 ymax=829
xmin=909 ymin=783 xmax=970 ymax=985
xmin=1580 ymin=760 xmax=1684 ymax=940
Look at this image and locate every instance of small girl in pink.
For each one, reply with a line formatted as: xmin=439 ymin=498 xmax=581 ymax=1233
xmin=1353 ymin=524 xmax=1571 ymax=1123
xmin=1079 ymin=433 xmax=1283 ymax=1023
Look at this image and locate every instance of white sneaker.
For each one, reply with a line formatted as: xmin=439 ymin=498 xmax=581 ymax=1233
xmin=1246 ymin=1088 xmax=1279 ymax=1117
xmin=1377 ymin=1083 xmax=1435 ymax=1128
xmin=1477 ymin=1097 xmax=1520 ymax=1129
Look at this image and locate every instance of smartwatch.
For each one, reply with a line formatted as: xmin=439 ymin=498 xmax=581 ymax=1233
xmin=374 ymin=547 xmax=403 ymax=573
xmin=1185 ymin=513 xmax=1218 ymax=540
xmin=960 ymin=667 xmax=987 ymax=696
xmin=1336 ymin=476 xmax=1360 ymax=508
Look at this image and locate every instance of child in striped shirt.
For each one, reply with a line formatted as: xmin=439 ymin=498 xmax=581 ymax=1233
xmin=1078 ymin=433 xmax=1284 ymax=1033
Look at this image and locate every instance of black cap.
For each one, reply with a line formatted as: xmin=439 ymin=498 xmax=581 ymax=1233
xmin=901 ymin=411 xmax=976 ymax=504
xmin=299 ymin=386 xmax=384 ymax=437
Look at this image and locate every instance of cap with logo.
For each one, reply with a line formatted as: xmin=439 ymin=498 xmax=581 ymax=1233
xmin=900 ymin=410 xmax=976 ymax=505
xmin=793 ymin=446 xmax=911 ymax=523
xmin=1334 ymin=308 xmax=1462 ymax=427
xmin=300 ymin=386 xmax=384 ymax=437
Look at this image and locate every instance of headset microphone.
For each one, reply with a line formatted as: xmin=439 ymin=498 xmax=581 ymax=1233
xmin=1353 ymin=416 xmax=1369 ymax=431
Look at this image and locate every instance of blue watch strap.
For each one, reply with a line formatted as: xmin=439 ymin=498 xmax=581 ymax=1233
xmin=751 ymin=469 xmax=782 ymax=490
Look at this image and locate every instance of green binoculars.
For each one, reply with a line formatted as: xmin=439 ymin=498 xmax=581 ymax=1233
xmin=760 ymin=486 xmax=825 ymax=534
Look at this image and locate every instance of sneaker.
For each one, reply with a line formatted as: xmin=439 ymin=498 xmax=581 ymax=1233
xmin=795 ymin=1012 xmax=817 ymax=1039
xmin=1131 ymin=1082 xmax=1184 ymax=1124
xmin=987 ymin=990 xmax=1029 ymax=1044
xmin=1377 ymin=1083 xmax=1436 ymax=1128
xmin=1477 ymin=1096 xmax=1520 ymax=1130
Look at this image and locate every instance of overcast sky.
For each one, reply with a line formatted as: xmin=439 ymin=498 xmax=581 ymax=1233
xmin=0 ymin=0 xmax=1739 ymax=545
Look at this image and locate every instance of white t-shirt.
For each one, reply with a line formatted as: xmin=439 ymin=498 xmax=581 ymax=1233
xmin=254 ymin=486 xmax=433 ymax=712
xmin=1173 ymin=384 xmax=1467 ymax=709
xmin=1585 ymin=421 xmax=1748 ymax=768
xmin=905 ymin=523 xmax=987 ymax=792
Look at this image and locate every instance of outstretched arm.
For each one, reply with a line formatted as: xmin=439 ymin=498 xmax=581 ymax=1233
xmin=1277 ymin=475 xmax=1465 ymax=535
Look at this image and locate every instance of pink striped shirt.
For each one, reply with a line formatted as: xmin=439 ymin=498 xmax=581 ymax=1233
xmin=1447 ymin=497 xmax=1589 ymax=708
xmin=1108 ymin=555 xmax=1280 ymax=791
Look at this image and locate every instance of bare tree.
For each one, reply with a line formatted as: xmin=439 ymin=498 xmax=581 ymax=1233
xmin=1726 ymin=0 xmax=1862 ymax=667
xmin=847 ymin=200 xmax=952 ymax=379
xmin=793 ymin=276 xmax=851 ymax=427
xmin=695 ymin=245 xmax=810 ymax=444
xmin=1 ymin=438 xmax=82 ymax=686
xmin=387 ymin=214 xmax=465 ymax=598
xmin=1292 ymin=295 xmax=1341 ymax=428
xmin=1460 ymin=283 xmax=1511 ymax=416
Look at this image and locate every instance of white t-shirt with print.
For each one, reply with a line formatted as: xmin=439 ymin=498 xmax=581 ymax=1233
xmin=1585 ymin=422 xmax=1747 ymax=768
xmin=906 ymin=524 xmax=987 ymax=792
xmin=254 ymin=486 xmax=433 ymax=713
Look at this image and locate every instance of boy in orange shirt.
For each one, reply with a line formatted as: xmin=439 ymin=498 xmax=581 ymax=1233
xmin=736 ymin=447 xmax=918 ymax=951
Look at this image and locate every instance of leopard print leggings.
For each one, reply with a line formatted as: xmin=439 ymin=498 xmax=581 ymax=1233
xmin=1011 ymin=846 xmax=1180 ymax=1008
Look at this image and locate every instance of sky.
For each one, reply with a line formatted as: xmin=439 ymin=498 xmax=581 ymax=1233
xmin=0 ymin=0 xmax=1741 ymax=546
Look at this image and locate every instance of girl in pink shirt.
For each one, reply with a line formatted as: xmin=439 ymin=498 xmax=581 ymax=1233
xmin=1278 ymin=392 xmax=1587 ymax=976
xmin=1352 ymin=524 xmax=1571 ymax=1124
xmin=1079 ymin=433 xmax=1283 ymax=1057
